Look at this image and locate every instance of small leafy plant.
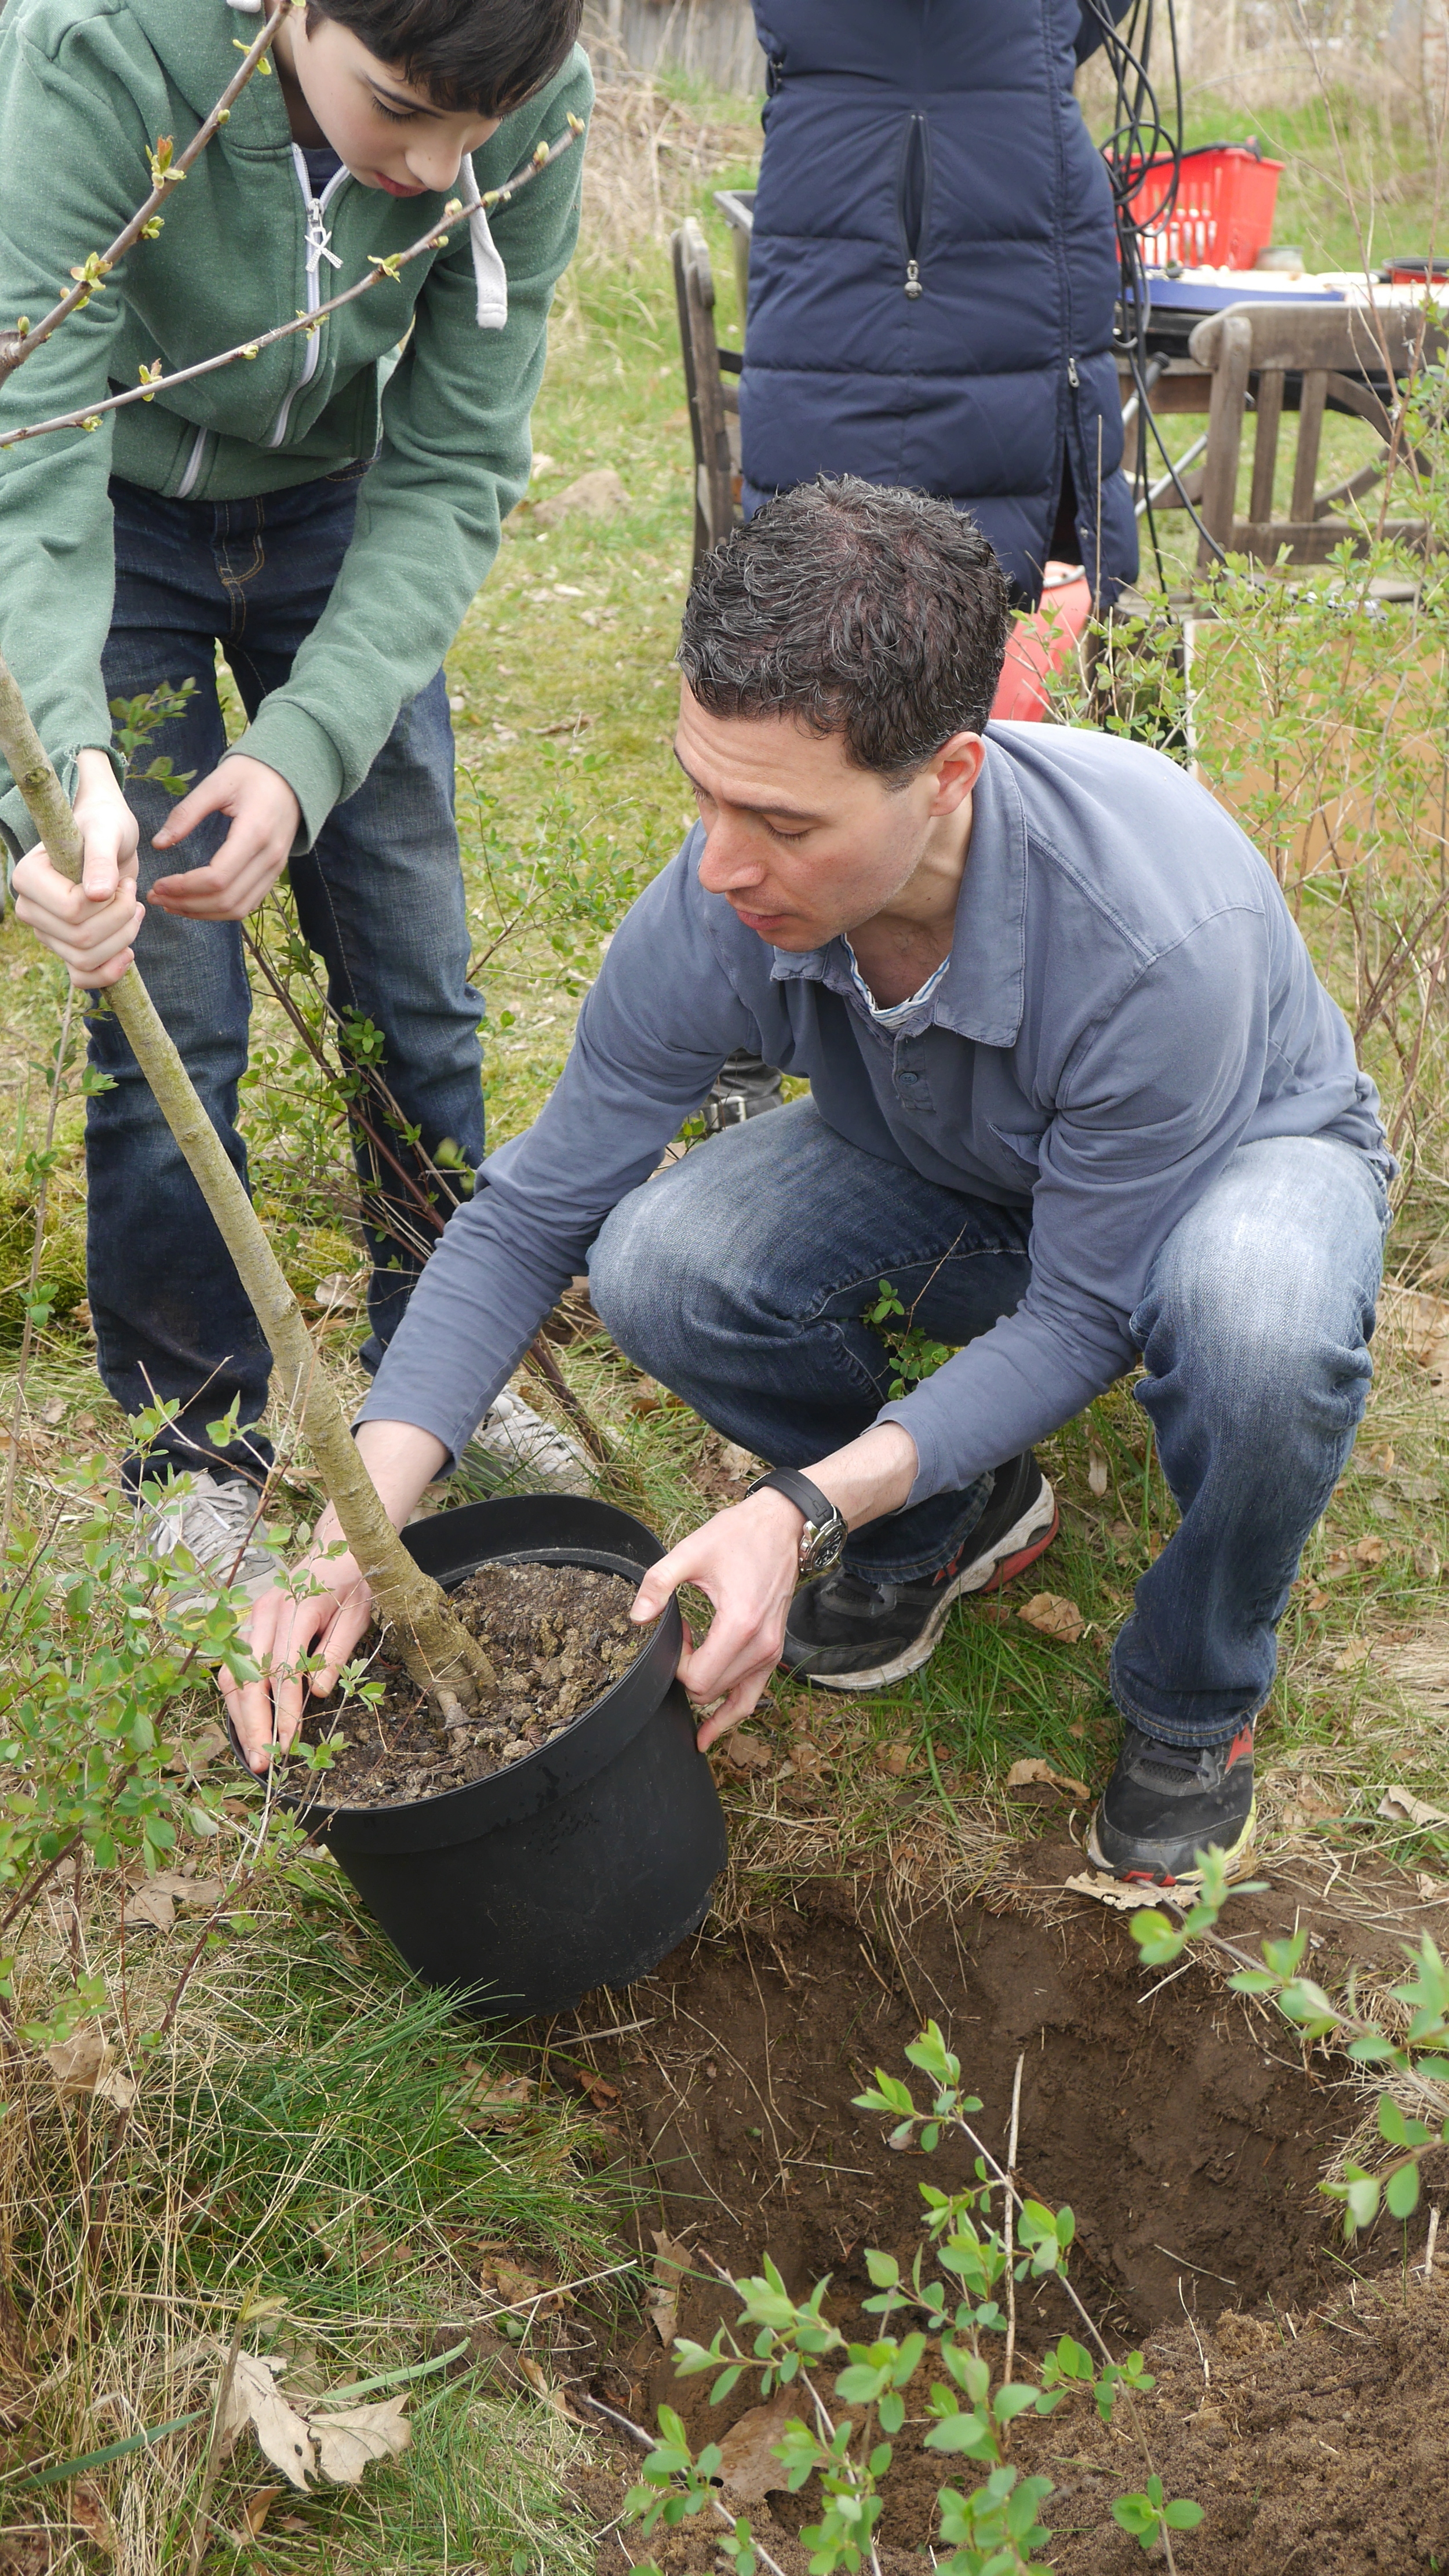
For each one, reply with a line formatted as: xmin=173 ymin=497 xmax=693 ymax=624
xmin=624 ymin=2021 xmax=1202 ymax=2575
xmin=863 ymin=1278 xmax=954 ymax=1402
xmin=1130 ymin=1849 xmax=1449 ymax=2236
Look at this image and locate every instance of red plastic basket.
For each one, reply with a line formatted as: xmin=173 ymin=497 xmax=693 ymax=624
xmin=1124 ymin=145 xmax=1284 ymax=271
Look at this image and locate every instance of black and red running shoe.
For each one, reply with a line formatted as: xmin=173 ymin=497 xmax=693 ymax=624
xmin=1087 ymin=1720 xmax=1257 ymax=1886
xmin=780 ymin=1452 xmax=1058 ymax=1690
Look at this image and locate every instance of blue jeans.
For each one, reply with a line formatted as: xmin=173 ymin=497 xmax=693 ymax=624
xmin=92 ymin=473 xmax=485 ymax=1483
xmin=588 ymin=1102 xmax=1391 ymax=1744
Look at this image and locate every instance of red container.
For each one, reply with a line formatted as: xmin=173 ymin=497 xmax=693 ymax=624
xmin=1124 ymin=145 xmax=1284 ymax=272
xmin=991 ymin=564 xmax=1093 ymax=725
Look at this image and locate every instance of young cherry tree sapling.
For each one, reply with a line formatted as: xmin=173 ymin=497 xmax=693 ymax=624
xmin=0 ymin=658 xmax=496 ymax=1726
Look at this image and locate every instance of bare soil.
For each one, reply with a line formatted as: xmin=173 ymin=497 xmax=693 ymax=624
xmin=545 ymin=1862 xmax=1448 ymax=2573
xmin=301 ymin=1560 xmax=653 ymax=1807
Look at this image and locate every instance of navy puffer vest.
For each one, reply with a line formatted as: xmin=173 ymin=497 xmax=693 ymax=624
xmin=740 ymin=0 xmax=1138 ymax=607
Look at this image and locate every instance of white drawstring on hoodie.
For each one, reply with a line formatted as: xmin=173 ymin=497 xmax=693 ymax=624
xmin=225 ymin=0 xmax=508 ymax=330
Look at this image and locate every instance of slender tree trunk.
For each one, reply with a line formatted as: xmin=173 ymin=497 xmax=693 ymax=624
xmin=0 ymin=650 xmax=493 ymax=1715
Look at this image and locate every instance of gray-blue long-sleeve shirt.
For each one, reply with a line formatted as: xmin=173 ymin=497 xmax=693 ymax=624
xmin=358 ymin=721 xmax=1386 ymax=1502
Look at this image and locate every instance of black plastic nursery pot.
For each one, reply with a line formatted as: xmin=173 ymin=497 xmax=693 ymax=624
xmin=257 ymin=1496 xmax=728 ymax=2021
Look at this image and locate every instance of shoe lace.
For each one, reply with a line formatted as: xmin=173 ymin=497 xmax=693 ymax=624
xmin=1133 ymin=1733 xmax=1205 ymax=1782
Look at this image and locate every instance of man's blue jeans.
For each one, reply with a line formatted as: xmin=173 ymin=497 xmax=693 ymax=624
xmin=92 ymin=472 xmax=485 ymax=1483
xmin=588 ymin=1102 xmax=1391 ymax=1746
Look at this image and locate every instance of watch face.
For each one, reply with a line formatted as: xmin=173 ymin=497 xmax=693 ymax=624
xmin=799 ymin=1512 xmax=846 ymax=1577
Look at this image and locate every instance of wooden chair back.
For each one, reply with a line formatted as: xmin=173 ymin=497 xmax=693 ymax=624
xmin=1187 ymin=300 xmax=1444 ymax=570
xmin=671 ymin=217 xmax=742 ymax=569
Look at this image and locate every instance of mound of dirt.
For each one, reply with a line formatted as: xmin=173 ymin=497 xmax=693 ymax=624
xmin=551 ymin=1875 xmax=1444 ymax=2571
xmin=300 ymin=1561 xmax=652 ymax=1807
xmin=1011 ymin=2267 xmax=1449 ymax=2574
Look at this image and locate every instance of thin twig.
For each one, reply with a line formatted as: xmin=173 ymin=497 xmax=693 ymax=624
xmin=184 ymin=2291 xmax=256 ymax=2576
xmin=572 ymin=2394 xmax=793 ymax=2576
xmin=1002 ymin=2051 xmax=1024 ymax=2388
xmin=0 ymin=7 xmax=285 ymax=384
xmin=0 ymin=996 xmax=75 ymax=1557
xmin=0 ymin=123 xmax=583 ymax=453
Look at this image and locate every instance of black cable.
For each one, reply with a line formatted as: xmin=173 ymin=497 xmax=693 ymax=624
xmin=1082 ymin=0 xmax=1189 ymax=585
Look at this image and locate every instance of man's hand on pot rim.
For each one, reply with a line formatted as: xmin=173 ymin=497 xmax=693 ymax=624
xmin=628 ymin=1421 xmax=919 ymax=1749
xmin=219 ymin=1541 xmax=374 ymax=1774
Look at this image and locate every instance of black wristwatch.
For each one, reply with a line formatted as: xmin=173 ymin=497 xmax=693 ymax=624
xmin=744 ymin=1467 xmax=848 ymax=1578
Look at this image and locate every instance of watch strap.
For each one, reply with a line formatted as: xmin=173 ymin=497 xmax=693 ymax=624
xmin=745 ymin=1467 xmax=840 ymax=1530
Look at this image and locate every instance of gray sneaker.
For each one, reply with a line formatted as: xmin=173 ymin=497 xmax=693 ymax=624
xmin=460 ymin=1387 xmax=594 ymax=1496
xmin=143 ymin=1469 xmax=279 ymax=1603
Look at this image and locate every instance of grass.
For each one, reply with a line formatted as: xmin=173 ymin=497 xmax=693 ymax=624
xmin=1 ymin=48 xmax=1448 ymax=2575
xmin=0 ymin=1846 xmax=613 ymax=2573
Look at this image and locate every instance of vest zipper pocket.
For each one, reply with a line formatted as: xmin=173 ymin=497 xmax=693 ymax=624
xmin=896 ymin=111 xmax=931 ymax=301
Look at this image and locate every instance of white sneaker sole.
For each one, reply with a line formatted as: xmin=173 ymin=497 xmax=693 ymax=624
xmin=795 ymin=1478 xmax=1060 ymax=1693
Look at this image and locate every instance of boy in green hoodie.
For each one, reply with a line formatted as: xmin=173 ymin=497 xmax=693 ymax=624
xmin=0 ymin=0 xmax=592 ymax=1572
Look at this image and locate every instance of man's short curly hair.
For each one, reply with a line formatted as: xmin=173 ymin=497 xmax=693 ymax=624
xmin=676 ymin=477 xmax=1011 ymax=780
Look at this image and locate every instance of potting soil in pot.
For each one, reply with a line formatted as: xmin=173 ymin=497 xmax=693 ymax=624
xmin=299 ymin=1560 xmax=658 ymax=1807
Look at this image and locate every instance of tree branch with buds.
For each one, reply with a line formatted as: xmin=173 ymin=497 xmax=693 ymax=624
xmin=0 ymin=652 xmax=496 ymax=1725
xmin=0 ymin=117 xmax=585 ymax=453
xmin=0 ymin=2 xmax=287 ymax=385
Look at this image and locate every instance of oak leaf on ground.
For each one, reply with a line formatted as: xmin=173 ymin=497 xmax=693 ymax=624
xmin=1016 ymin=1592 xmax=1085 ymax=1643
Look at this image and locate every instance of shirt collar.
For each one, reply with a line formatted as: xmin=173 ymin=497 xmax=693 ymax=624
xmin=767 ymin=733 xmax=1028 ymax=1047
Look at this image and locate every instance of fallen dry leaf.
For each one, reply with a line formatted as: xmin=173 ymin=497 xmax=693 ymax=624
xmin=69 ymin=2482 xmax=114 ymax=2554
xmin=648 ymin=2231 xmax=690 ymax=2346
xmin=1415 ymin=1543 xmax=1443 ymax=1582
xmin=872 ymin=1741 xmax=913 ymax=1777
xmin=1064 ymin=1872 xmax=1167 ymax=1912
xmin=38 ymin=1396 xmax=64 ymax=1427
xmin=243 ymin=2488 xmax=285 ymax=2538
xmin=1305 ymin=1589 xmax=1331 ymax=1611
xmin=1378 ymin=1785 xmax=1449 ymax=1831
xmin=716 ymin=2392 xmax=798 ymax=2501
xmin=311 ymin=2396 xmax=410 ymax=2486
xmin=122 ymin=1883 xmax=176 ymax=1934
xmin=220 ymin=2353 xmax=314 ymax=2491
xmin=516 ymin=2354 xmax=580 ymax=2419
xmin=1017 ymin=1592 xmax=1085 ymax=1643
xmin=461 ymin=2072 xmax=534 ymax=2127
xmin=311 ymin=1272 xmax=361 ymax=1312
xmin=482 ymin=2258 xmax=559 ymax=2313
xmin=44 ymin=2026 xmax=136 ymax=2114
xmin=574 ymin=2067 xmax=620 ymax=2110
xmin=1108 ymin=1519 xmax=1137 ymax=1541
xmin=1005 ymin=1757 xmax=1090 ymax=1802
xmin=1417 ymin=1872 xmax=1447 ymax=1900
xmin=1320 ymin=1549 xmax=1354 ymax=1579
xmin=220 ymin=2353 xmax=411 ymax=2491
xmin=721 ymin=1730 xmax=771 ymax=1771
xmin=1354 ymin=1534 xmax=1388 ymax=1569
xmin=1333 ymin=1638 xmax=1374 ymax=1672
xmin=1087 ymin=1450 xmax=1109 ymax=1498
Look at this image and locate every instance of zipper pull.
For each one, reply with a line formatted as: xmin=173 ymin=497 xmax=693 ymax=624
xmin=305 ymin=200 xmax=343 ymax=275
xmin=904 ymin=258 xmax=922 ymax=301
xmin=1067 ymin=354 xmax=1080 ymax=387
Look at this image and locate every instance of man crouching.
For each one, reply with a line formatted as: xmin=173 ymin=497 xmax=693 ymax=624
xmin=225 ymin=476 xmax=1391 ymax=1887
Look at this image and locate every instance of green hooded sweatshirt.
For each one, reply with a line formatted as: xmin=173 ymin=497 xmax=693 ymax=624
xmin=0 ymin=0 xmax=591 ymax=856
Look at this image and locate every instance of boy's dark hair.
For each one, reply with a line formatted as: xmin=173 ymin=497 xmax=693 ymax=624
xmin=307 ymin=0 xmax=582 ymax=114
xmin=678 ymin=477 xmax=1012 ymax=778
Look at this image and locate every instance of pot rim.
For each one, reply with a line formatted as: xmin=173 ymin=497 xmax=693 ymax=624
xmin=226 ymin=1494 xmax=686 ymax=1854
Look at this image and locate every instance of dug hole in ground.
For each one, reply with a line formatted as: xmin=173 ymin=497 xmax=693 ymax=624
xmin=508 ymin=1825 xmax=1448 ymax=2576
